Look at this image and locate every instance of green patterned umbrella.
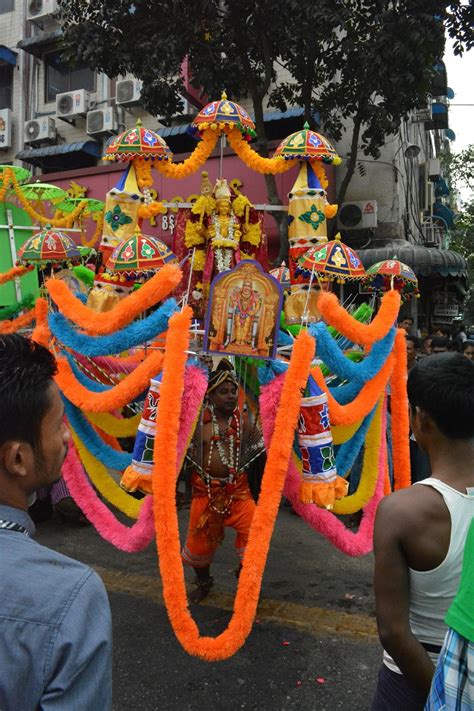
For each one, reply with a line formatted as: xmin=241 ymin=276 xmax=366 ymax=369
xmin=18 ymin=183 xmax=68 ymax=202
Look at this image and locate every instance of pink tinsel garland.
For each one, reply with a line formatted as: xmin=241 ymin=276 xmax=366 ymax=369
xmin=62 ymin=365 xmax=207 ymax=552
xmin=260 ymin=375 xmax=387 ymax=556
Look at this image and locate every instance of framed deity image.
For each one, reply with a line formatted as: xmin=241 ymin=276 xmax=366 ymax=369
xmin=203 ymin=260 xmax=283 ymax=360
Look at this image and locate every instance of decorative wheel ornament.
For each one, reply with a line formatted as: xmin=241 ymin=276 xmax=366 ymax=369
xmin=104 ymin=119 xmax=173 ymax=162
xmin=191 ymin=91 xmax=256 ymax=140
xmin=297 ymin=234 xmax=366 ymax=283
xmin=274 ymin=122 xmax=341 ymax=164
xmin=106 ymin=231 xmax=177 ymax=275
xmin=364 ymin=259 xmax=419 ymax=300
xmin=17 ymin=228 xmax=81 ymax=266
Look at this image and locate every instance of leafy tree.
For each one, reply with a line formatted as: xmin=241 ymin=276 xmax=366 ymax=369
xmin=58 ymin=0 xmax=473 ymax=259
xmin=271 ymin=1 xmax=473 ymax=206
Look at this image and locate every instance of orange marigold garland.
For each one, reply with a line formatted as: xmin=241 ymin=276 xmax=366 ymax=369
xmin=152 ymin=308 xmax=314 ymax=660
xmin=155 ymin=132 xmax=218 ymax=180
xmin=225 ymin=128 xmax=298 ymax=174
xmin=46 ymin=263 xmax=181 ymax=335
xmin=390 ymin=328 xmax=411 ymax=489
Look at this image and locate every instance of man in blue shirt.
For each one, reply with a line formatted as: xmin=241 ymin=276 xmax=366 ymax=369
xmin=0 ymin=334 xmax=112 ymax=710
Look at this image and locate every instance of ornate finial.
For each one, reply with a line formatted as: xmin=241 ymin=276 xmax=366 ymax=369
xmin=303 ymin=121 xmax=310 ymax=129
xmin=136 ymin=118 xmax=142 ymax=127
xmin=335 ymin=232 xmax=341 ymax=241
xmin=221 ymin=90 xmax=227 ymax=100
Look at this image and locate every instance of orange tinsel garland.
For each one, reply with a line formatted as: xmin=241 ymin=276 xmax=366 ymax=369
xmin=225 ymin=128 xmax=298 ymax=174
xmin=317 ymin=290 xmax=401 ymax=346
xmin=390 ymin=328 xmax=411 ymax=489
xmin=0 ymin=308 xmax=36 ymax=334
xmin=46 ymin=263 xmax=181 ymax=335
xmin=155 ymin=132 xmax=218 ymax=180
xmin=55 ymin=350 xmax=164 ymax=412
xmin=31 ymin=297 xmax=50 ymax=347
xmin=311 ymin=354 xmax=394 ymax=425
xmin=0 ymin=264 xmax=33 ymax=285
xmin=152 ymin=308 xmax=314 ymax=660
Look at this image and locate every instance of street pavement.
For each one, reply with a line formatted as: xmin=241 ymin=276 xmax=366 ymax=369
xmin=36 ymin=502 xmax=382 ymax=710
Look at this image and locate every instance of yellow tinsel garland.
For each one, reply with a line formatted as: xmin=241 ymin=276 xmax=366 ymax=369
xmin=184 ymin=221 xmax=205 ymax=249
xmin=191 ymin=249 xmax=206 ymax=272
xmin=85 ymin=410 xmax=141 ymax=438
xmin=242 ymin=221 xmax=262 ymax=247
xmin=71 ymin=429 xmax=142 ymax=518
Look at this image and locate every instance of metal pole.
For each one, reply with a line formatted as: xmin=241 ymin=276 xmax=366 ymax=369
xmin=6 ymin=209 xmax=22 ymax=302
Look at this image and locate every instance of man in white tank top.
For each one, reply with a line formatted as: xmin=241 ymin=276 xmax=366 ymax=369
xmin=371 ymin=352 xmax=474 ymax=710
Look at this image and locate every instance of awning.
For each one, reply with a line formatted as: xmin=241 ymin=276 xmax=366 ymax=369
xmin=16 ymin=140 xmax=101 ymax=172
xmin=0 ymin=45 xmax=17 ymax=66
xmin=357 ymin=241 xmax=468 ymax=278
xmin=16 ymin=29 xmax=63 ymax=57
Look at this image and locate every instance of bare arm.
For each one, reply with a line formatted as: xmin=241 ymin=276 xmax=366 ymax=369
xmin=374 ymin=495 xmax=435 ymax=696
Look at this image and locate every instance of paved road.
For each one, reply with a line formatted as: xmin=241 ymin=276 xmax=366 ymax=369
xmin=36 ymin=503 xmax=382 ymax=710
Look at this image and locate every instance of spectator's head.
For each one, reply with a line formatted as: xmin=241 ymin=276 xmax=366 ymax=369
xmin=422 ymin=335 xmax=433 ymax=354
xmin=399 ymin=316 xmax=414 ymax=334
xmin=405 ymin=335 xmax=419 ymax=369
xmin=408 ymin=353 xmax=474 ymax=448
xmin=433 ymin=325 xmax=451 ymax=338
xmin=430 ymin=336 xmax=450 ymax=354
xmin=0 ymin=335 xmax=69 ymax=509
xmin=463 ymin=340 xmax=474 ymax=361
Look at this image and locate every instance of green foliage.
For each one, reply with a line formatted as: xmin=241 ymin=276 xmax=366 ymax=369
xmin=440 ymin=144 xmax=474 ymax=195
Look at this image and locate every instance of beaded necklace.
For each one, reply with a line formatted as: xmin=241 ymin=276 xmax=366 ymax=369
xmin=204 ymin=409 xmax=241 ymax=515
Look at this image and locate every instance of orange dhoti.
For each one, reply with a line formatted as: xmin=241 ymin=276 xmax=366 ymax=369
xmin=181 ymin=471 xmax=256 ymax=568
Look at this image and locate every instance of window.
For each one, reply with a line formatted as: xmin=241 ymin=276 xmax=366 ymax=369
xmin=0 ymin=64 xmax=13 ymax=109
xmin=0 ymin=0 xmax=14 ymax=14
xmin=44 ymin=51 xmax=95 ymax=104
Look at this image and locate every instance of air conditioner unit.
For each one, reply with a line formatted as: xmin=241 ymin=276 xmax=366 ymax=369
xmin=428 ymin=158 xmax=441 ymax=180
xmin=24 ymin=117 xmax=56 ymax=145
xmin=56 ymin=90 xmax=90 ymax=119
xmin=0 ymin=109 xmax=12 ymax=149
xmin=116 ymin=79 xmax=142 ymax=107
xmin=337 ymin=200 xmax=378 ymax=230
xmin=86 ymin=107 xmax=117 ymax=137
xmin=27 ymin=0 xmax=58 ymax=26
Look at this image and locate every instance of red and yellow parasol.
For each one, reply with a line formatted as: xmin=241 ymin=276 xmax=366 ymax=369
xmin=106 ymin=231 xmax=177 ymax=275
xmin=364 ymin=259 xmax=419 ymax=299
xmin=191 ymin=91 xmax=256 ymax=139
xmin=17 ymin=228 xmax=81 ymax=266
xmin=104 ymin=119 xmax=173 ymax=162
xmin=274 ymin=122 xmax=341 ymax=164
xmin=297 ymin=235 xmax=366 ymax=284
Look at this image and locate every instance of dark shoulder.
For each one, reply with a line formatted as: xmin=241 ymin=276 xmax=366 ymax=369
xmin=375 ymin=483 xmax=447 ymax=535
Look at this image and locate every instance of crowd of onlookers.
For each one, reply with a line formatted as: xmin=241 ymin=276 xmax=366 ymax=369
xmin=398 ymin=316 xmax=474 ymax=369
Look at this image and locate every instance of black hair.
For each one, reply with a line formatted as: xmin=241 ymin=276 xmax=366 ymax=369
xmin=430 ymin=335 xmax=450 ymax=350
xmin=408 ymin=353 xmax=474 ymax=439
xmin=406 ymin=335 xmax=419 ymax=348
xmin=464 ymin=340 xmax=474 ymax=352
xmin=399 ymin=315 xmax=414 ymax=324
xmin=0 ymin=335 xmax=57 ymax=450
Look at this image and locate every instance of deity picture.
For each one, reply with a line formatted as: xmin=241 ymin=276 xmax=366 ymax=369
xmin=203 ymin=260 xmax=283 ymax=359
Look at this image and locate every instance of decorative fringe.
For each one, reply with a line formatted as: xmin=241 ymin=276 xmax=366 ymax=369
xmin=152 ymin=309 xmax=313 ymax=660
xmin=46 ymin=263 xmax=181 ymax=335
xmin=317 ymin=290 xmax=401 ymax=346
xmin=390 ymin=329 xmax=411 ymax=489
xmin=55 ymin=349 xmax=164 ymax=412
